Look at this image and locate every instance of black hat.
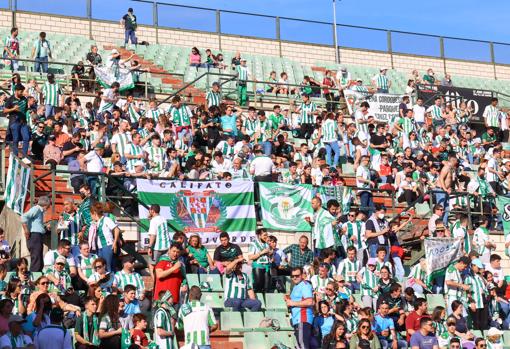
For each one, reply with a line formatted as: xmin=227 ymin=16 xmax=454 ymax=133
xmin=128 ymin=7 xmax=133 ymax=12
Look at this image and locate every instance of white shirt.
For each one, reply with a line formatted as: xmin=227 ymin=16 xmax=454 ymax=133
xmin=0 ymin=333 xmax=33 ymax=349
xmin=84 ymin=150 xmax=104 ymax=172
xmin=486 ymin=158 xmax=499 ymax=183
xmin=413 ymin=104 xmax=426 ymax=123
xmin=34 ymin=325 xmax=72 ymax=349
xmin=486 ymin=264 xmax=503 ymax=284
xmin=211 ymin=158 xmax=232 ymax=174
xmin=249 ymin=156 xmax=274 ymax=176
xmin=43 ymin=250 xmax=76 ymax=269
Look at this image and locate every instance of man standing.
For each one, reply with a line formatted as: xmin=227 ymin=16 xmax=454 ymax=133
xmin=356 ymin=155 xmax=375 ymax=216
xmin=98 ymin=82 xmax=120 ymax=115
xmin=283 ymin=235 xmax=314 ymax=269
xmin=113 ymin=255 xmax=149 ymax=311
xmin=177 ymin=286 xmax=218 ymax=349
xmin=21 ymin=196 xmax=50 ymax=272
xmin=286 ymin=266 xmax=314 ymax=349
xmin=483 ymin=97 xmax=500 ymax=132
xmin=4 ymin=84 xmax=29 ymax=159
xmin=295 ymin=93 xmax=318 ymax=139
xmin=410 ymin=318 xmax=439 ymax=349
xmin=31 ymin=31 xmax=51 ymax=74
xmin=35 ymin=308 xmax=72 ymax=349
xmin=223 ymin=256 xmax=262 ymax=311
xmin=147 ymin=204 xmax=171 ymax=264
xmin=3 ymin=27 xmax=19 ymax=72
xmin=405 ymin=297 xmax=429 ymax=342
xmin=154 ymin=243 xmax=187 ymax=303
xmin=305 ymin=197 xmax=336 ymax=255
xmin=365 ymin=204 xmax=390 ymax=258
xmin=86 ymin=45 xmax=102 ymax=92
xmin=41 ymin=73 xmax=63 ymax=118
xmin=236 ymin=58 xmax=250 ymax=106
xmin=78 ymin=184 xmax=93 ymax=243
xmin=121 ymin=8 xmax=138 ymax=49
xmin=444 ymin=256 xmax=470 ymax=314
xmin=372 ymin=68 xmax=391 ymax=93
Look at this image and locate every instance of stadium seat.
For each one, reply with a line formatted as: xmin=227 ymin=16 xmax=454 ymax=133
xmin=415 ymin=203 xmax=431 ymax=218
xmin=426 ymin=294 xmax=446 ymax=312
xmin=256 ymin=293 xmax=266 ymax=309
xmin=243 ymin=311 xmax=264 ymax=330
xmin=353 ymin=293 xmax=363 ymax=305
xmin=265 ymin=293 xmax=287 ymax=311
xmin=186 ymin=274 xmax=200 ymax=288
xmin=502 ymin=331 xmax=510 ymax=345
xmin=202 ymin=274 xmax=223 ymax=292
xmin=472 ymin=330 xmax=484 ymax=339
xmin=268 ymin=331 xmax=296 ymax=348
xmin=201 ymin=292 xmax=224 ymax=310
xmin=220 ymin=311 xmax=243 ymax=331
xmin=265 ymin=311 xmax=293 ymax=330
xmin=243 ymin=332 xmax=269 ymax=349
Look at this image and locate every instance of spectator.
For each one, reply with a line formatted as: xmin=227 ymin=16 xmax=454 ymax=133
xmin=441 ymin=74 xmax=453 ymax=87
xmin=444 ymin=256 xmax=470 ymax=314
xmin=86 ymin=45 xmax=102 ymax=91
xmin=223 ymin=255 xmax=262 ymax=311
xmin=31 ymin=31 xmax=51 ymax=74
xmin=154 ymin=243 xmax=187 ymax=303
xmin=213 ymin=231 xmax=242 ymax=274
xmin=187 ymin=234 xmax=216 ymax=274
xmin=286 ymin=266 xmax=314 ymax=349
xmin=410 ymin=317 xmax=439 ymax=349
xmin=4 ymin=83 xmax=29 ymax=159
xmin=423 ymin=69 xmax=436 ymax=85
xmin=121 ymin=8 xmax=138 ymax=48
xmin=405 ymin=298 xmax=429 ymax=342
xmin=21 ymin=197 xmax=50 ymax=272
xmin=248 ymin=228 xmax=271 ymax=293
xmin=372 ymin=68 xmax=391 ymax=93
xmin=71 ymin=61 xmax=86 ymax=92
xmin=3 ymin=27 xmax=19 ymax=72
xmin=349 ymin=319 xmax=381 ymax=349
xmin=189 ymin=47 xmax=202 ymax=68
xmin=34 ymin=308 xmax=72 ymax=349
xmin=283 ymin=235 xmax=314 ymax=269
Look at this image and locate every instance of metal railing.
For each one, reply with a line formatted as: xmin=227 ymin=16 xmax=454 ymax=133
xmin=5 ymin=0 xmax=510 ymax=68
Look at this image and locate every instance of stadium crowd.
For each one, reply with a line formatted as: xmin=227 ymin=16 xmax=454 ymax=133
xmin=0 ymin=11 xmax=509 ymax=349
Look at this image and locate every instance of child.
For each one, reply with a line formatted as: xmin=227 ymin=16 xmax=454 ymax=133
xmin=130 ymin=313 xmax=150 ymax=349
xmin=74 ymin=296 xmax=100 ymax=348
xmin=153 ymin=291 xmax=176 ymax=349
xmin=374 ymin=246 xmax=392 ymax=277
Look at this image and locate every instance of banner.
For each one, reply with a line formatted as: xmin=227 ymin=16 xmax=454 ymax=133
xmin=136 ymin=180 xmax=256 ymax=245
xmin=317 ymin=186 xmax=353 ymax=215
xmin=424 ymin=237 xmax=464 ymax=280
xmin=3 ymin=155 xmax=30 ymax=215
xmin=344 ymin=90 xmax=405 ymax=123
xmin=496 ymin=196 xmax=510 ymax=237
xmin=259 ymin=183 xmax=313 ymax=231
xmin=416 ymin=84 xmax=496 ymax=124
xmin=94 ymin=66 xmax=134 ymax=92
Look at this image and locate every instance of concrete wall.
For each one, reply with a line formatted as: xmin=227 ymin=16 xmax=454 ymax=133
xmin=1 ymin=10 xmax=508 ymax=81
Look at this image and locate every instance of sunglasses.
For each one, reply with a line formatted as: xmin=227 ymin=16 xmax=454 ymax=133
xmin=291 ymin=274 xmax=301 ymax=279
xmin=94 ymin=265 xmax=104 ymax=269
xmin=360 ymin=325 xmax=370 ymax=329
xmin=40 ymin=282 xmax=49 ymax=285
xmin=56 ymin=263 xmax=65 ymax=266
xmin=326 ymin=288 xmax=335 ymax=292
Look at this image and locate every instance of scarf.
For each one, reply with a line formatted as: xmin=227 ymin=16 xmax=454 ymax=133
xmin=83 ymin=312 xmax=100 ymax=346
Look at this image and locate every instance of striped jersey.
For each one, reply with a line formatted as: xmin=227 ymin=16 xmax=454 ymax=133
xmin=313 ymin=208 xmax=336 ymax=249
xmin=168 ymin=105 xmax=192 ymax=127
xmin=337 ymin=259 xmax=360 ymax=283
xmin=60 ymin=212 xmax=80 ymax=246
xmin=354 ymin=110 xmax=369 ymax=137
xmin=451 ymin=220 xmax=471 ymax=254
xmin=359 ymin=266 xmax=379 ymax=296
xmin=399 ymin=117 xmax=415 ymax=135
xmin=146 ymin=108 xmax=162 ymax=122
xmin=255 ymin=119 xmax=273 ymax=143
xmin=310 ymin=275 xmax=333 ymax=294
xmin=293 ymin=152 xmax=312 ymax=166
xmin=42 ymin=82 xmax=62 ymax=107
xmin=215 ymin=141 xmax=235 ymax=158
xmin=148 ymin=215 xmax=171 ymax=251
xmin=473 ymin=226 xmax=490 ymax=258
xmin=224 ymin=271 xmax=252 ymax=300
xmin=113 ymin=270 xmax=145 ymax=299
xmin=45 ymin=267 xmax=72 ymax=294
xmin=176 ymin=300 xmax=216 ymax=346
xmin=111 ymin=132 xmax=132 ymax=158
xmin=125 ymin=143 xmax=145 ymax=171
xmin=321 ymin=119 xmax=338 ymax=143
xmin=344 ymin=221 xmax=366 ymax=250
xmin=375 ymin=260 xmax=393 ymax=275
xmin=147 ymin=146 xmax=166 ymax=172
xmin=409 ymin=263 xmax=426 ymax=284
xmin=78 ymin=198 xmax=92 ymax=237
xmin=230 ymin=167 xmax=250 ymax=181
xmin=248 ymin=238 xmax=270 ymax=267
xmin=299 ymin=102 xmax=317 ymax=124
xmin=483 ymin=105 xmax=500 ymax=128
xmin=373 ymin=74 xmax=389 ymax=90
xmin=311 ymin=129 xmax=325 ymax=150
xmin=95 ymin=216 xmax=117 ymax=249
xmin=206 ymin=90 xmax=221 ymax=108
xmin=98 ymin=88 xmax=117 ymax=113
xmin=127 ymin=103 xmax=142 ymax=124
xmin=464 ymin=273 xmax=486 ymax=309
xmin=427 ymin=105 xmax=443 ymax=120
xmin=154 ymin=307 xmax=176 ymax=349
xmin=353 ymin=85 xmax=369 ymax=93
xmin=76 ymin=253 xmax=98 ymax=279
xmin=236 ymin=65 xmax=249 ymax=81
xmin=243 ymin=117 xmax=257 ymax=136
xmin=444 ymin=264 xmax=463 ymax=299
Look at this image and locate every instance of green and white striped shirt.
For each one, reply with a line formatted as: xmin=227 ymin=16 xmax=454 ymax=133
xmin=148 ymin=215 xmax=171 ymax=251
xmin=113 ymin=270 xmax=145 ymax=298
xmin=224 ymin=271 xmax=252 ymax=300
xmin=127 ymin=103 xmax=142 ymax=124
xmin=359 ymin=266 xmax=378 ymax=297
xmin=299 ymin=102 xmax=317 ymax=124
xmin=373 ymin=74 xmax=389 ymax=90
xmin=464 ymin=273 xmax=486 ymax=309
xmin=354 ymin=110 xmax=369 ymax=136
xmin=444 ymin=264 xmax=463 ymax=299
xmin=146 ymin=108 xmax=162 ymax=122
xmin=45 ymin=267 xmax=72 ymax=294
xmin=168 ymin=105 xmax=192 ymax=127
xmin=76 ymin=253 xmax=98 ymax=279
xmin=409 ymin=263 xmax=426 ymax=284
xmin=126 ymin=143 xmax=145 ymax=171
xmin=147 ymin=146 xmax=166 ymax=172
xmin=95 ymin=216 xmax=117 ymax=249
xmin=111 ymin=132 xmax=132 ymax=158
xmin=215 ymin=141 xmax=234 ymax=158
xmin=206 ymin=90 xmax=221 ymax=108
xmin=249 ymin=238 xmax=270 ymax=267
xmin=399 ymin=117 xmax=415 ymax=135
xmin=236 ymin=65 xmax=249 ymax=82
xmin=427 ymin=105 xmax=443 ymax=120
xmin=313 ymin=208 xmax=336 ymax=250
xmin=321 ymin=119 xmax=338 ymax=143
xmin=154 ymin=307 xmax=176 ymax=349
xmin=451 ymin=220 xmax=471 ymax=254
xmin=42 ymin=82 xmax=62 ymax=107
xmin=337 ymin=259 xmax=360 ymax=283
xmin=243 ymin=117 xmax=257 ymax=136
xmin=344 ymin=221 xmax=366 ymax=250
xmin=60 ymin=212 xmax=80 ymax=246
xmin=255 ymin=119 xmax=273 ymax=143
xmin=176 ymin=300 xmax=216 ymax=346
xmin=473 ymin=226 xmax=490 ymax=258
xmin=310 ymin=275 xmax=333 ymax=294
xmin=483 ymin=105 xmax=500 ymax=128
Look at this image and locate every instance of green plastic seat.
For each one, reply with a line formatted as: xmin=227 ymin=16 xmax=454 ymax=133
xmin=426 ymin=294 xmax=446 ymax=312
xmin=220 ymin=311 xmax=243 ymax=331
xmin=502 ymin=331 xmax=510 ymax=345
xmin=255 ymin=293 xmax=266 ymax=309
xmin=265 ymin=293 xmax=287 ymax=311
xmin=265 ymin=311 xmax=293 ymax=330
xmin=243 ymin=332 xmax=269 ymax=349
xmin=243 ymin=311 xmax=264 ymax=330
xmin=268 ymin=331 xmax=296 ymax=348
xmin=472 ymin=330 xmax=483 ymax=339
xmin=186 ymin=274 xmax=200 ymax=288
xmin=201 ymin=292 xmax=224 ymax=310
xmin=202 ymin=274 xmax=223 ymax=292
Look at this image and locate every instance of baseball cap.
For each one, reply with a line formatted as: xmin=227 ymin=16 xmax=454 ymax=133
xmin=111 ymin=48 xmax=119 ymax=55
xmin=55 ymin=256 xmax=66 ymax=265
xmin=341 ymin=67 xmax=347 ymax=72
xmin=380 ymin=67 xmax=388 ymax=71
xmin=487 ymin=327 xmax=503 ymax=336
xmin=367 ymin=258 xmax=377 ymax=266
xmin=94 ymin=143 xmax=105 ymax=150
xmin=471 ymin=258 xmax=484 ymax=269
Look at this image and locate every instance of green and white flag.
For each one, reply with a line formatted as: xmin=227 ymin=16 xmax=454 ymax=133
xmin=137 ymin=180 xmax=256 ymax=245
xmin=259 ymin=183 xmax=313 ymax=231
xmin=496 ymin=196 xmax=510 ymax=237
xmin=424 ymin=237 xmax=464 ymax=282
xmin=94 ymin=66 xmax=134 ymax=92
xmin=3 ymin=155 xmax=31 ymax=215
xmin=317 ymin=186 xmax=353 ymax=215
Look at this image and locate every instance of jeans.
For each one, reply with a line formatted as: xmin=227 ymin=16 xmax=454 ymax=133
xmin=87 ymin=176 xmax=99 ymax=198
xmin=124 ymin=29 xmax=137 ymax=45
xmin=98 ymin=245 xmax=114 ymax=272
xmin=9 ymin=121 xmax=30 ymax=157
xmin=45 ymin=104 xmax=55 ymax=118
xmin=325 ymin=141 xmax=340 ymax=167
xmin=377 ymin=88 xmax=389 ymax=94
xmin=379 ymin=338 xmax=407 ymax=349
xmin=224 ymin=298 xmax=261 ymax=311
xmin=293 ymin=322 xmax=312 ymax=349
xmin=262 ymin=141 xmax=272 ymax=156
xmin=360 ymin=191 xmax=374 ymax=216
xmin=27 ymin=233 xmax=44 ymax=272
xmin=34 ymin=56 xmax=48 ymax=74
xmin=393 ymin=256 xmax=405 ymax=282
xmin=434 ymin=190 xmax=449 ymax=225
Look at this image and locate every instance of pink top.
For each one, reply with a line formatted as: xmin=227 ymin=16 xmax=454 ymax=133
xmin=189 ymin=53 xmax=201 ymax=64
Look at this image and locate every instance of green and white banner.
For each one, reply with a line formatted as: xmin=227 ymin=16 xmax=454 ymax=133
xmin=424 ymin=237 xmax=464 ymax=281
xmin=95 ymin=66 xmax=134 ymax=92
xmin=3 ymin=155 xmax=31 ymax=215
xmin=496 ymin=195 xmax=510 ymax=237
xmin=136 ymin=180 xmax=256 ymax=245
xmin=344 ymin=90 xmax=405 ymax=123
xmin=317 ymin=186 xmax=353 ymax=215
xmin=259 ymin=182 xmax=313 ymax=231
